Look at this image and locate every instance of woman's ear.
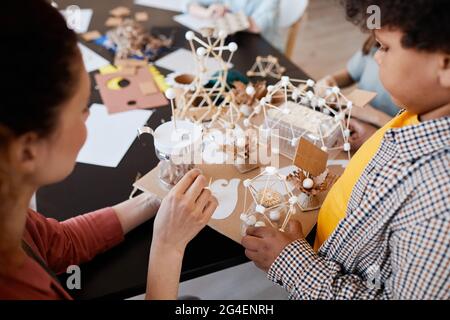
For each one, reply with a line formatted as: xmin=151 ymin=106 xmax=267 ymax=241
xmin=438 ymin=55 xmax=450 ymax=88
xmin=11 ymin=132 xmax=42 ymax=175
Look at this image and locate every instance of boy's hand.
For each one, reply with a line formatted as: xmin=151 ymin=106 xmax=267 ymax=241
xmin=349 ymin=118 xmax=378 ymax=150
xmin=241 ymin=221 xmax=304 ymax=272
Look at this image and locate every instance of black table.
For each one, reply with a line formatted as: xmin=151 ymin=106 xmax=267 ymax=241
xmin=37 ymin=0 xmax=310 ymax=299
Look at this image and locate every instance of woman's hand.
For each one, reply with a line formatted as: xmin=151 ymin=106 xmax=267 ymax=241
xmin=113 ymin=193 xmax=161 ymax=235
xmin=146 ymin=168 xmax=218 ymax=300
xmin=152 ymin=168 xmax=218 ymax=254
xmin=206 ymin=4 xmax=228 ymax=18
xmin=348 ymin=118 xmax=379 ymax=151
xmin=241 ymin=221 xmax=304 ymax=272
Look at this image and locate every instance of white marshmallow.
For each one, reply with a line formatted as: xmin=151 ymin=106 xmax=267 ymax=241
xmin=196 ymin=47 xmax=206 ymax=56
xmin=165 ymin=88 xmax=176 ymax=100
xmin=302 ymin=178 xmax=314 ymax=189
xmin=255 ymin=221 xmax=266 ymax=227
xmin=343 ymin=142 xmax=351 ymax=151
xmin=306 ymin=79 xmax=315 ymax=87
xmin=228 ymin=42 xmax=238 ymax=52
xmin=246 ymin=215 xmax=257 ymax=225
xmin=265 ymin=166 xmax=277 ymax=175
xmin=255 ymin=205 xmax=266 ymax=214
xmin=185 ymin=31 xmax=195 ymax=41
xmin=269 ymin=210 xmax=281 ymax=221
xmin=245 ymin=86 xmax=255 ymax=96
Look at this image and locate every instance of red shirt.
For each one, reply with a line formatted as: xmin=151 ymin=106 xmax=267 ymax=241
xmin=0 ymin=208 xmax=124 ymax=299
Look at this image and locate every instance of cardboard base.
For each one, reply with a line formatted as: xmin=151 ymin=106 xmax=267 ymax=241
xmin=134 ymin=154 xmax=345 ymax=244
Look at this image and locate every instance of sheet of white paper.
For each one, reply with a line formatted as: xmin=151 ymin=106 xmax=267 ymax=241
xmin=134 ymin=0 xmax=185 ymax=12
xmin=173 ymin=13 xmax=214 ymax=32
xmin=78 ymin=43 xmax=110 ymax=73
xmin=60 ymin=8 xmax=93 ymax=33
xmin=211 ymin=179 xmax=241 ymax=220
xmin=77 ymin=104 xmax=153 ymax=168
xmin=155 ymin=48 xmax=233 ymax=76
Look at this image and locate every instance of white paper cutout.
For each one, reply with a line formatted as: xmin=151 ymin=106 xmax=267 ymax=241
xmin=210 ymin=178 xmax=241 ymax=220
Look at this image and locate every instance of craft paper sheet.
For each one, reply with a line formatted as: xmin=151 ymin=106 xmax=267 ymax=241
xmin=134 ymin=0 xmax=185 ymax=12
xmin=60 ymin=8 xmax=93 ymax=33
xmin=78 ymin=43 xmax=110 ymax=73
xmin=155 ymin=48 xmax=233 ymax=77
xmin=76 ymin=104 xmax=153 ymax=168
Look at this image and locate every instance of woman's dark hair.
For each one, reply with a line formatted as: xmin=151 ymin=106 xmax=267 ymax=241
xmin=0 ymin=0 xmax=80 ymax=138
xmin=343 ymin=0 xmax=450 ymax=54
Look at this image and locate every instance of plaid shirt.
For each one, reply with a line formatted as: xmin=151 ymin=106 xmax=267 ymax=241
xmin=268 ymin=114 xmax=450 ymax=299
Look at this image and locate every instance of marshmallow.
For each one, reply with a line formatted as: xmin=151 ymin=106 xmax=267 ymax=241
xmin=196 ymin=47 xmax=206 ymax=56
xmin=228 ymin=42 xmax=238 ymax=52
xmin=245 ymin=215 xmax=257 ymax=226
xmin=185 ymin=31 xmax=195 ymax=41
xmin=165 ymin=88 xmax=176 ymax=100
xmin=302 ymin=178 xmax=314 ymax=189
xmin=265 ymin=166 xmax=278 ymax=175
xmin=255 ymin=205 xmax=266 ymax=214
xmin=245 ymin=86 xmax=255 ymax=96
xmin=343 ymin=142 xmax=351 ymax=151
xmin=255 ymin=221 xmax=266 ymax=228
xmin=269 ymin=210 xmax=281 ymax=221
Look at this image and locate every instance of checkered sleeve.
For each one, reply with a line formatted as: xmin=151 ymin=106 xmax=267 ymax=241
xmin=267 ymin=239 xmax=384 ymax=300
xmin=388 ymin=214 xmax=450 ymax=299
xmin=268 ymin=212 xmax=450 ymax=299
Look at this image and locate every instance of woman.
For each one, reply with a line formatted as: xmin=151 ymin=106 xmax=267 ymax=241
xmin=186 ymin=0 xmax=282 ymax=51
xmin=0 ymin=0 xmax=217 ymax=300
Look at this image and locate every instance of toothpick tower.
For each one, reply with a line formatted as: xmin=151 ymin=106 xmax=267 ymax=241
xmin=243 ymin=76 xmax=355 ymax=160
xmin=247 ymin=55 xmax=286 ymax=79
xmin=240 ymin=166 xmax=299 ymax=233
xmin=172 ymin=29 xmax=238 ymax=124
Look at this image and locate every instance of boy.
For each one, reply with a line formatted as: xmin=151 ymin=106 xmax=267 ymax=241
xmin=242 ymin=0 xmax=449 ymax=299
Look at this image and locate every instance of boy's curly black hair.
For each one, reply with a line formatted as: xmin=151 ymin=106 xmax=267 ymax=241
xmin=343 ymin=0 xmax=450 ymax=53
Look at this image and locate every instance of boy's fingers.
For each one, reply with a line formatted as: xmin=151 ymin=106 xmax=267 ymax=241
xmin=246 ymin=226 xmax=272 ymax=238
xmin=241 ymin=235 xmax=261 ymax=251
xmin=172 ymin=169 xmax=202 ymax=195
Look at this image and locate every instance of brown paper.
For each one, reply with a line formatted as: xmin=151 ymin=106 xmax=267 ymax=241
xmin=347 ymin=89 xmax=377 ymax=108
xmin=94 ymin=67 xmax=167 ymax=114
xmin=110 ymin=6 xmax=131 ymax=17
xmin=293 ymin=138 xmax=328 ymax=176
xmin=135 ymin=11 xmax=149 ymax=22
xmin=139 ymin=81 xmax=158 ymax=96
xmin=105 ymin=17 xmax=123 ymax=27
xmin=134 ymin=154 xmax=346 ymax=244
